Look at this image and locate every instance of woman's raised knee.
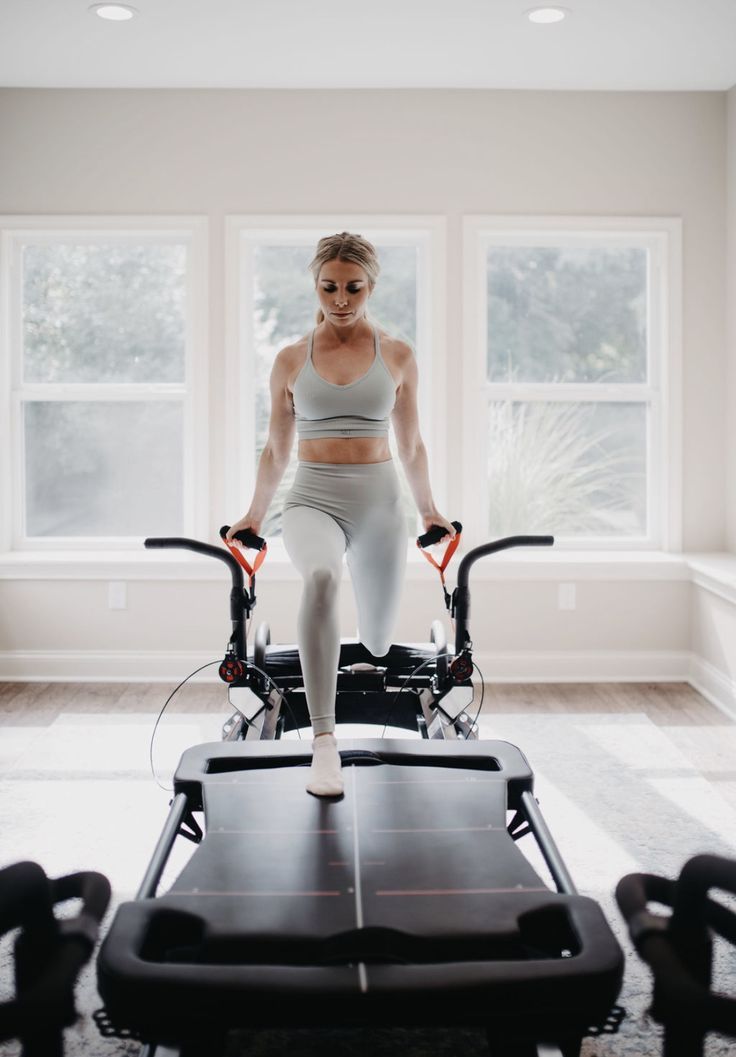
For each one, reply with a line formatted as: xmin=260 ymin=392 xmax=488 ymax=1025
xmin=360 ymin=633 xmax=392 ymax=659
xmin=304 ymin=565 xmax=341 ymax=604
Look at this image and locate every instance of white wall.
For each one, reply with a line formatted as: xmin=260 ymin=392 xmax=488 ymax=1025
xmin=728 ymin=85 xmax=736 ymax=552
xmin=0 ymin=88 xmax=729 ymax=688
xmin=684 ymin=86 xmax=736 ymax=721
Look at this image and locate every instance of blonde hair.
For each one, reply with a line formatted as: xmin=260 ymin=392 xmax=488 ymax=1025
xmin=308 ymin=231 xmax=380 ymax=325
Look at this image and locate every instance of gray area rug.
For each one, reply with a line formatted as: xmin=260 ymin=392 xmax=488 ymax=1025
xmin=1 ymin=707 xmax=735 ymax=1056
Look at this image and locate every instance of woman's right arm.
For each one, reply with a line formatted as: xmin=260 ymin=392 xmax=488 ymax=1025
xmin=226 ymin=346 xmax=296 ymax=541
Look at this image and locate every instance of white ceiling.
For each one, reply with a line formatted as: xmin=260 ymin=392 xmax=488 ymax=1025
xmin=1 ymin=0 xmax=735 ymax=91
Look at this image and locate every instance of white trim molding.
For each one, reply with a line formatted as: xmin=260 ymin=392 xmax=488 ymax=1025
xmin=0 ymin=547 xmax=690 ymax=581
xmin=0 ymin=215 xmax=210 ymax=551
xmin=689 ymin=654 xmax=736 ymax=721
xmin=462 ymin=214 xmax=683 ymax=553
xmin=0 ymin=647 xmax=692 ymax=686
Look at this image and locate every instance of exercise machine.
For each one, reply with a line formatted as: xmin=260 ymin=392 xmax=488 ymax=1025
xmin=95 ymin=525 xmax=625 ymax=1056
xmin=0 ymin=860 xmax=110 ymax=1057
xmin=617 ymin=853 xmax=736 ymax=1057
xmin=142 ymin=522 xmax=547 ymax=743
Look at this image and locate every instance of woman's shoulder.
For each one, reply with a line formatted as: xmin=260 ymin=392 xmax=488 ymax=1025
xmin=381 ymin=333 xmax=413 ymax=357
xmin=279 ymin=337 xmax=309 ymax=392
xmin=378 ymin=331 xmax=414 ymax=381
xmin=378 ymin=331 xmax=414 ymax=369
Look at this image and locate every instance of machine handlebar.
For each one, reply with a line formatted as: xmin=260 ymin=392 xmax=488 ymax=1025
xmin=455 ymin=534 xmax=554 ymax=587
xmin=616 ymin=854 xmax=736 ymax=948
xmin=0 ymin=861 xmax=111 ymax=1042
xmin=144 ymin=536 xmax=246 ymax=589
xmin=144 ymin=529 xmax=556 ymax=656
xmin=615 ymin=855 xmax=736 ymax=1037
xmin=451 ymin=535 xmax=554 ymax=654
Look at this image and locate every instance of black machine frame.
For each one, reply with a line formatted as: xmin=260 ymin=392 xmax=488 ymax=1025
xmin=617 ymin=854 xmax=736 ymax=1057
xmin=97 ymin=738 xmax=624 ymax=1057
xmin=144 ymin=530 xmax=554 ymax=743
xmin=95 ymin=529 xmax=626 ymax=1057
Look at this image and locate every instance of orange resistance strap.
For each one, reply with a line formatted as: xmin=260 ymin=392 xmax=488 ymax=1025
xmin=417 ymin=530 xmax=462 ymax=614
xmin=222 ymin=538 xmax=268 ymax=590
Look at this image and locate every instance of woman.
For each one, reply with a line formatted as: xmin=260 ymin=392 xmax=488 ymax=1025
xmin=227 ymin=232 xmax=456 ymax=797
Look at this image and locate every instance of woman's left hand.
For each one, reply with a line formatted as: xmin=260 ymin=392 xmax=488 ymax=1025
xmin=422 ymin=511 xmax=457 ymax=545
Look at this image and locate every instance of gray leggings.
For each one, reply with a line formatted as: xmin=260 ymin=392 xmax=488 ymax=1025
xmin=281 ymin=459 xmax=407 ymax=735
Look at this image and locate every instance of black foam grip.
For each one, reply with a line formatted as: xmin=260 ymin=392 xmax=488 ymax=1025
xmin=417 ymin=520 xmax=462 ymax=549
xmin=220 ymin=525 xmax=266 ymax=551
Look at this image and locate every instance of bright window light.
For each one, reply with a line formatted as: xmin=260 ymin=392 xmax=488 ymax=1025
xmin=527 ymin=7 xmax=569 ymax=23
xmin=89 ymin=3 xmax=138 ymax=20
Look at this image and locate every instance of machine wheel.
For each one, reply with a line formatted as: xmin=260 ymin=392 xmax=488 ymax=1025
xmin=430 ymin=619 xmax=450 ymax=685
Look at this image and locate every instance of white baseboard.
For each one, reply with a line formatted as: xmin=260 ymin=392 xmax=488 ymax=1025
xmin=0 ymin=651 xmax=223 ymax=682
xmin=2 ymin=650 xmax=733 ymax=721
xmin=688 ymin=654 xmax=736 ymax=720
xmin=0 ymin=648 xmax=692 ymax=685
xmin=473 ymin=649 xmax=690 ymax=683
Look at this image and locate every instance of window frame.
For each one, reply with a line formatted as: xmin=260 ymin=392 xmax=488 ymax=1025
xmin=224 ymin=215 xmax=448 ymax=562
xmin=0 ymin=215 xmax=210 ymax=551
xmin=462 ymin=215 xmax=683 ymax=552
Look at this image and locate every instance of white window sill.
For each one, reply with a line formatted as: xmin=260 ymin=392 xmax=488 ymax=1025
xmin=0 ymin=545 xmax=701 ymax=583
xmin=686 ymin=553 xmax=736 ymax=606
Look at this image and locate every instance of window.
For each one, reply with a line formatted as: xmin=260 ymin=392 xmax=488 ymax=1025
xmin=1 ymin=218 xmax=208 ymax=549
xmin=462 ymin=217 xmax=681 ymax=550
xmin=226 ymin=217 xmax=447 ymax=556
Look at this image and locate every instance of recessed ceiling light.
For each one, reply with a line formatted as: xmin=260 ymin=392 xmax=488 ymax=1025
xmin=526 ymin=7 xmax=569 ymax=24
xmin=89 ymin=3 xmax=138 ymax=20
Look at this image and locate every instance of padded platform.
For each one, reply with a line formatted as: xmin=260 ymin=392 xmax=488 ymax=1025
xmin=97 ymin=740 xmax=623 ymax=1045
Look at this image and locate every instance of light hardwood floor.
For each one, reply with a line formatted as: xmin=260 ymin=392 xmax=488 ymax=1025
xmin=2 ymin=679 xmax=736 ymax=810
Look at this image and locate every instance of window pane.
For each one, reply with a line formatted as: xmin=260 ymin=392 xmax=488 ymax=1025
xmin=487 ymin=401 xmax=647 ymax=538
xmin=23 ymin=242 xmax=187 ymax=383
xmin=487 ymin=246 xmax=647 ymax=384
xmin=250 ymin=242 xmax=419 ymax=539
xmin=24 ymin=401 xmax=183 ymax=537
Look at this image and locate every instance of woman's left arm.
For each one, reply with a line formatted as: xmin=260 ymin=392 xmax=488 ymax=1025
xmin=391 ymin=343 xmax=456 ymax=542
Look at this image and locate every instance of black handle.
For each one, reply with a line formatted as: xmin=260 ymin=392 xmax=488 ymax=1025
xmin=416 ymin=520 xmax=462 ymax=548
xmin=144 ymin=536 xmax=245 ymax=590
xmin=220 ymin=525 xmax=267 ymax=551
xmin=616 ymin=856 xmax=736 ymax=1038
xmin=616 ymin=856 xmax=736 ymax=944
xmin=0 ymin=862 xmax=111 ymax=1045
xmin=453 ymin=535 xmax=555 ymax=655
xmin=52 ymin=869 xmax=111 ymax=937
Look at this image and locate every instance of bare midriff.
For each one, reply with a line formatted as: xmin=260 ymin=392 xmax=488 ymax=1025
xmin=297 ymin=436 xmax=392 ymax=464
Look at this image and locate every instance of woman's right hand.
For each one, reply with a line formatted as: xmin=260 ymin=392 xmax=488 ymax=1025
xmin=225 ymin=512 xmax=262 ymax=545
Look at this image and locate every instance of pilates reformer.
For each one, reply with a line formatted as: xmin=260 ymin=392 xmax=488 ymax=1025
xmin=95 ymin=525 xmax=625 ymax=1057
xmin=616 ymin=854 xmax=736 ymax=1057
xmin=0 ymin=860 xmax=110 ymax=1057
xmin=144 ymin=523 xmax=551 ymax=744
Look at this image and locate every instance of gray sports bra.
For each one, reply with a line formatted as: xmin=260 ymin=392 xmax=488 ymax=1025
xmin=292 ymin=324 xmax=397 ymax=439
